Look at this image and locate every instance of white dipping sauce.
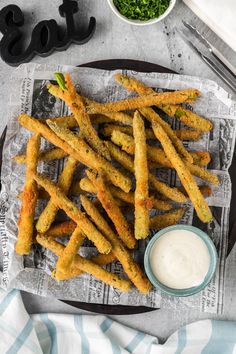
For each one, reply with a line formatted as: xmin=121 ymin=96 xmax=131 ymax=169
xmin=150 ymin=230 xmax=210 ymax=289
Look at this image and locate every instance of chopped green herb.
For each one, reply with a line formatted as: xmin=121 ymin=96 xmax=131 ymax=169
xmin=113 ymin=0 xmax=171 ymax=21
xmin=54 ymin=72 xmax=67 ymax=90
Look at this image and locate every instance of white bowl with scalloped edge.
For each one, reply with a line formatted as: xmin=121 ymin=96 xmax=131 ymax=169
xmin=107 ymin=0 xmax=176 ymax=26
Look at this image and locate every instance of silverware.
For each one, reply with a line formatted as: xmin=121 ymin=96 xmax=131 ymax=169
xmin=182 ymin=21 xmax=236 ymax=78
xmin=177 ymin=23 xmax=236 ymax=92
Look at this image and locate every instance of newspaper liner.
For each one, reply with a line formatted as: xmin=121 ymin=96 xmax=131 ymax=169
xmin=0 ymin=63 xmax=235 ymax=313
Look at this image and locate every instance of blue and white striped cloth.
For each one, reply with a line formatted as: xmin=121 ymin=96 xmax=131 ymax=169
xmin=1 ymin=288 xmax=236 ymax=354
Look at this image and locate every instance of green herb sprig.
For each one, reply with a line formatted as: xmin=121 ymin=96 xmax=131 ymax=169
xmin=54 ymin=72 xmax=67 ymax=90
xmin=113 ymin=0 xmax=171 ymax=21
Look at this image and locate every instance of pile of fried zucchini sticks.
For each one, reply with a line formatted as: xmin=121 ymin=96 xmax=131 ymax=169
xmin=13 ymin=73 xmax=218 ymax=294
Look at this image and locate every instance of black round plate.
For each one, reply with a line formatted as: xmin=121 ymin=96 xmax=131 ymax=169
xmin=61 ymin=59 xmax=175 ymax=315
xmin=2 ymin=59 xmax=235 ymax=315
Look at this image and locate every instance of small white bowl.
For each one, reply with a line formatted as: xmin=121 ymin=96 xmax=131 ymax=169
xmin=107 ymin=0 xmax=176 ymax=26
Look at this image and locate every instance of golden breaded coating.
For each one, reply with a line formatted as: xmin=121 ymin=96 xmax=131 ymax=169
xmin=150 ymin=208 xmax=186 ymax=229
xmin=186 ymin=163 xmax=219 ymax=186
xmin=140 ymin=107 xmax=193 ymax=163
xmin=148 ymin=149 xmax=211 ymax=168
xmin=101 ymin=124 xmax=202 ymax=142
xmin=190 ymin=152 xmax=211 ymax=167
xmin=114 ymin=73 xmax=199 ymax=103
xmin=86 ymin=170 xmax=137 ymax=249
xmin=114 ymin=73 xmax=157 ymax=95
xmin=19 ymin=115 xmax=131 ymax=192
xmin=101 ymin=112 xmax=133 ymax=125
xmin=36 ymin=234 xmax=131 ymax=292
xmin=41 ymin=115 xmax=78 ymax=128
xmin=175 ymin=129 xmax=202 ymax=141
xmin=152 ymin=121 xmax=213 ymax=222
xmin=79 ymin=177 xmax=171 ymax=211
xmin=160 ymin=105 xmax=213 ymax=132
xmin=55 ymin=252 xmax=117 ymax=280
xmin=80 ymin=195 xmax=152 ymax=294
xmin=47 ymin=120 xmax=132 ymax=193
xmin=114 ymin=74 xmax=194 ymax=163
xmin=13 ymin=147 xmax=67 ymax=164
xmin=111 ymin=131 xmax=217 ymax=184
xmin=111 ymin=130 xmax=135 ymax=155
xmin=148 ymin=174 xmax=187 ymax=203
xmin=34 ymin=173 xmax=112 ymax=254
xmin=179 ymin=185 xmax=212 ymax=200
xmin=18 ymin=114 xmax=90 ymax=164
xmin=36 ymin=157 xmax=77 ymax=233
xmin=48 ymin=73 xmax=111 ymax=160
xmin=47 ymin=220 xmax=77 ymax=237
xmin=86 ymin=88 xmax=200 ymax=114
xmin=16 ymin=134 xmax=41 ymax=255
xmin=106 ymin=141 xmax=135 ymax=171
xmin=106 ymin=141 xmax=187 ymax=203
xmin=133 ymin=111 xmax=149 ymax=239
xmin=56 ymin=227 xmax=85 ymax=274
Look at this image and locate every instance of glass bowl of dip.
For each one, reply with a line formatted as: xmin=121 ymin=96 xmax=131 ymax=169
xmin=144 ymin=225 xmax=218 ymax=297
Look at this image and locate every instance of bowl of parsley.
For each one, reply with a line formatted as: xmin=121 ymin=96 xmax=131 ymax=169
xmin=107 ymin=0 xmax=176 ymax=26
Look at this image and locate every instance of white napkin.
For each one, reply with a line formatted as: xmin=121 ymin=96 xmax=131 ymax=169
xmin=183 ymin=0 xmax=236 ymax=53
xmin=1 ymin=288 xmax=236 ymax=353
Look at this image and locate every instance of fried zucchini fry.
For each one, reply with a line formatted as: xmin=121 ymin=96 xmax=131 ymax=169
xmin=86 ymin=170 xmax=136 ymax=249
xmin=19 ymin=114 xmax=90 ymax=164
xmin=100 ymin=112 xmax=133 ymax=125
xmin=15 ymin=134 xmax=40 ymax=255
xmin=114 ymin=73 xmax=157 ymax=95
xmin=36 ymin=234 xmax=131 ymax=291
xmin=13 ymin=147 xmax=67 ymax=164
xmin=79 ymin=177 xmax=171 ymax=211
xmin=150 ymin=208 xmax=186 ymax=229
xmin=114 ymin=73 xmax=199 ymax=102
xmin=114 ymin=74 xmax=194 ymax=163
xmin=175 ymin=129 xmax=202 ymax=141
xmin=46 ymin=120 xmax=131 ymax=193
xmin=41 ymin=112 xmax=133 ymax=127
xmin=56 ymin=227 xmax=85 ymax=274
xmin=34 ymin=173 xmax=112 ymax=254
xmin=48 ymin=74 xmax=111 ymax=160
xmin=140 ymin=107 xmax=193 ymax=163
xmin=55 ymin=252 xmax=117 ymax=280
xmin=36 ymin=157 xmax=77 ymax=233
xmin=106 ymin=141 xmax=134 ymax=171
xmin=180 ymin=185 xmax=212 ymax=200
xmin=186 ymin=163 xmax=219 ymax=185
xmin=106 ymin=141 xmax=187 ymax=203
xmin=148 ymin=174 xmax=187 ymax=203
xmin=101 ymin=124 xmax=202 ymax=141
xmin=86 ymin=88 xmax=200 ymax=114
xmin=47 ymin=220 xmax=77 ymax=237
xmin=133 ymin=111 xmax=149 ymax=239
xmin=80 ymin=195 xmax=152 ymax=293
xmin=148 ymin=150 xmax=211 ymax=168
xmin=111 ymin=130 xmax=135 ymax=154
xmin=160 ymin=105 xmax=213 ymax=132
xmin=187 ymin=152 xmax=211 ymax=167
xmin=90 ymin=115 xmax=114 ymax=125
xmin=151 ymin=122 xmax=213 ymax=222
xmin=101 ymin=124 xmax=134 ymax=138
xmin=42 ymin=115 xmax=78 ymax=128
xmin=111 ymin=131 xmax=216 ymax=183
xmin=19 ymin=115 xmax=131 ymax=192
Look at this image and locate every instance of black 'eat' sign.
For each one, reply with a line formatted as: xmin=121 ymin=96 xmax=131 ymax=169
xmin=0 ymin=0 xmax=96 ymax=66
